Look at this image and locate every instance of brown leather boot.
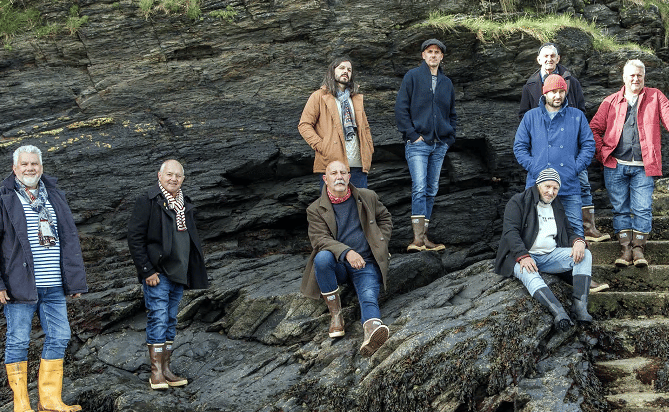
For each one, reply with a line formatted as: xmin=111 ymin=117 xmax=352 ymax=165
xmin=582 ymin=206 xmax=611 ymax=242
xmin=147 ymin=344 xmax=168 ymax=390
xmin=423 ymin=219 xmax=445 ymax=251
xmin=163 ymin=342 xmax=188 ymax=387
xmin=407 ymin=216 xmax=426 ymax=252
xmin=359 ymin=318 xmax=389 ymax=357
xmin=632 ymin=231 xmax=649 ymax=268
xmin=615 ymin=230 xmax=633 ymax=267
xmin=36 ymin=358 xmax=81 ymax=412
xmin=322 ymin=288 xmax=345 ymax=337
xmin=6 ymin=361 xmax=35 ymax=412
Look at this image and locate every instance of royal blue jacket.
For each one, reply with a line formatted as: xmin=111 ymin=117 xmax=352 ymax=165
xmin=395 ymin=61 xmax=457 ymax=145
xmin=0 ymin=173 xmax=88 ymax=303
xmin=514 ymin=97 xmax=595 ymax=196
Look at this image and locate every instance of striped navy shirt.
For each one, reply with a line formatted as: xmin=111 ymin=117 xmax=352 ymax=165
xmin=17 ymin=194 xmax=62 ymax=287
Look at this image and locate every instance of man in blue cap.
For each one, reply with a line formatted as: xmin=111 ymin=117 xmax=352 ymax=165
xmin=395 ymin=38 xmax=457 ymax=253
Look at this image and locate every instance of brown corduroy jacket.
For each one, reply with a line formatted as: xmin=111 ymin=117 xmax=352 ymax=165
xmin=301 ymin=184 xmax=392 ymax=299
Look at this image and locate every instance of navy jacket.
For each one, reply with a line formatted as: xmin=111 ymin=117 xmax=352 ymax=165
xmin=127 ymin=184 xmax=208 ymax=289
xmin=495 ymin=185 xmax=582 ymax=277
xmin=513 ymin=96 xmax=595 ymax=196
xmin=395 ymin=61 xmax=457 ymax=145
xmin=519 ymin=64 xmax=586 ymax=120
xmin=0 ymin=173 xmax=88 ymax=303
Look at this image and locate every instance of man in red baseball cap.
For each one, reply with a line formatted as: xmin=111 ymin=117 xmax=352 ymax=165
xmin=513 ymin=73 xmax=596 ymax=242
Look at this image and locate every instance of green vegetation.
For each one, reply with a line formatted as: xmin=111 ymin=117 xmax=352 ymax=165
xmin=209 ymin=5 xmax=237 ymax=22
xmin=423 ymin=13 xmax=651 ymax=52
xmin=0 ymin=0 xmax=41 ymax=50
xmin=639 ymin=0 xmax=669 ymax=45
xmin=140 ymin=0 xmax=202 ymax=20
xmin=65 ymin=5 xmax=89 ymax=35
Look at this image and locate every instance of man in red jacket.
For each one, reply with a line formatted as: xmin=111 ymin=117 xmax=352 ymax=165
xmin=590 ymin=59 xmax=669 ymax=267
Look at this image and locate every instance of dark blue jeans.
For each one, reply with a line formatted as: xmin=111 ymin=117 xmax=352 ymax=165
xmin=3 ymin=286 xmax=71 ymax=363
xmin=604 ymin=163 xmax=654 ymax=233
xmin=143 ymin=274 xmax=184 ymax=344
xmin=313 ymin=251 xmax=382 ymax=324
xmin=405 ymin=140 xmax=449 ymax=219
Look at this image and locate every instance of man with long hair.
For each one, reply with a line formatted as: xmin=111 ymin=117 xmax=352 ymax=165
xmin=299 ymin=57 xmax=374 ymax=188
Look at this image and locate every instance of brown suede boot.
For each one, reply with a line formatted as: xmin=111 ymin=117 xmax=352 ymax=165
xmin=163 ymin=342 xmax=188 ymax=387
xmin=615 ymin=230 xmax=633 ymax=267
xmin=322 ymin=288 xmax=345 ymax=337
xmin=359 ymin=318 xmax=389 ymax=357
xmin=423 ymin=219 xmax=445 ymax=251
xmin=6 ymin=361 xmax=35 ymax=412
xmin=36 ymin=359 xmax=81 ymax=412
xmin=632 ymin=231 xmax=649 ymax=268
xmin=147 ymin=344 xmax=168 ymax=390
xmin=407 ymin=216 xmax=426 ymax=252
xmin=582 ymin=206 xmax=611 ymax=242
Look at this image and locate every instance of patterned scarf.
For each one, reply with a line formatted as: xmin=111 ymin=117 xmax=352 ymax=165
xmin=159 ymin=182 xmax=187 ymax=231
xmin=14 ymin=177 xmax=58 ymax=246
xmin=327 ymin=187 xmax=351 ymax=204
xmin=336 ymin=89 xmax=358 ymax=141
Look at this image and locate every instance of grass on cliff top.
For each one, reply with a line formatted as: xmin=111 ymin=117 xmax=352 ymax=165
xmin=0 ymin=0 xmax=41 ymax=49
xmin=424 ymin=13 xmax=651 ymax=53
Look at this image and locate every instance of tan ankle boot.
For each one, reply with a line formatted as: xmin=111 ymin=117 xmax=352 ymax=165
xmin=582 ymin=206 xmax=610 ymax=242
xmin=423 ymin=219 xmax=445 ymax=251
xmin=147 ymin=344 xmax=168 ymax=390
xmin=632 ymin=231 xmax=649 ymax=267
xmin=359 ymin=318 xmax=389 ymax=357
xmin=407 ymin=216 xmax=426 ymax=252
xmin=322 ymin=288 xmax=345 ymax=337
xmin=162 ymin=342 xmax=188 ymax=387
xmin=615 ymin=230 xmax=633 ymax=267
xmin=36 ymin=358 xmax=81 ymax=412
xmin=6 ymin=361 xmax=35 ymax=412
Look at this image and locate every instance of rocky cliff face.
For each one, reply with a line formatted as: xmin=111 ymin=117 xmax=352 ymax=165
xmin=1 ymin=0 xmax=669 ymax=410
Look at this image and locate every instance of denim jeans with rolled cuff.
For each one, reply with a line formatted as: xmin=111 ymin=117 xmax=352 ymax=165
xmin=405 ymin=139 xmax=449 ymax=220
xmin=604 ymin=163 xmax=654 ymax=234
xmin=143 ymin=273 xmax=184 ymax=344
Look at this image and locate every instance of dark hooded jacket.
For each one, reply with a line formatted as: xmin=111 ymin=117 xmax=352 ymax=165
xmin=0 ymin=173 xmax=88 ymax=303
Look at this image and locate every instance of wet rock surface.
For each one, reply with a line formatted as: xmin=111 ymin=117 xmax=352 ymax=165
xmin=1 ymin=0 xmax=669 ymax=409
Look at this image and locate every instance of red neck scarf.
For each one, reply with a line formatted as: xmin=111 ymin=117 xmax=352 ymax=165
xmin=327 ymin=187 xmax=351 ymax=204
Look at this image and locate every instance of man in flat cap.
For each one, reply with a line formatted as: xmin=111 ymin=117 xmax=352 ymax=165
xmin=395 ymin=38 xmax=457 ymax=252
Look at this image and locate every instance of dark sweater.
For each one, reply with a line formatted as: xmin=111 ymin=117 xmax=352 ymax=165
xmin=332 ymin=197 xmax=373 ymax=263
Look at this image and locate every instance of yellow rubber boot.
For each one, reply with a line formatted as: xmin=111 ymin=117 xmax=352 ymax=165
xmin=37 ymin=359 xmax=81 ymax=412
xmin=6 ymin=361 xmax=35 ymax=412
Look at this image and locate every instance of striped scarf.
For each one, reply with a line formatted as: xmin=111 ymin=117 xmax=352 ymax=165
xmin=159 ymin=183 xmax=187 ymax=231
xmin=14 ymin=177 xmax=58 ymax=246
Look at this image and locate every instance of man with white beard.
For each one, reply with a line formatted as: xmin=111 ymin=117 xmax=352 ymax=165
xmin=301 ymin=160 xmax=392 ymax=356
xmin=0 ymin=144 xmax=87 ymax=411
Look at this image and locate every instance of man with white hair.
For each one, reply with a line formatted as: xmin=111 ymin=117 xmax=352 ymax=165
xmin=590 ymin=59 xmax=669 ymax=267
xmin=128 ymin=159 xmax=208 ymax=390
xmin=0 ymin=145 xmax=87 ymax=411
xmin=495 ymin=168 xmax=593 ymax=331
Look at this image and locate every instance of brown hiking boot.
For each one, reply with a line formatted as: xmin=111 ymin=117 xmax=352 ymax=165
xmin=582 ymin=206 xmax=611 ymax=242
xmin=322 ymin=288 xmax=345 ymax=337
xmin=407 ymin=216 xmax=426 ymax=252
xmin=615 ymin=230 xmax=633 ymax=267
xmin=423 ymin=219 xmax=445 ymax=251
xmin=359 ymin=318 xmax=389 ymax=357
xmin=632 ymin=231 xmax=649 ymax=268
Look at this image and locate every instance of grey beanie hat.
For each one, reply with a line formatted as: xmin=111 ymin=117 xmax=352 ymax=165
xmin=536 ymin=168 xmax=561 ymax=187
xmin=421 ymin=38 xmax=446 ymax=53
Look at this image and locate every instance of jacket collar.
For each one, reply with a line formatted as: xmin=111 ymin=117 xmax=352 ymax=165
xmin=539 ymin=95 xmax=569 ymax=115
xmin=148 ymin=182 xmax=193 ymax=211
xmin=419 ymin=61 xmax=444 ymax=78
xmin=317 ymin=183 xmax=361 ymax=209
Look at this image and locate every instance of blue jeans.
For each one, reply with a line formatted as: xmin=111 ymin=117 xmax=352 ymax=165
xmin=3 ymin=287 xmax=71 ymax=364
xmin=579 ymin=169 xmax=593 ymax=207
xmin=604 ymin=164 xmax=654 ymax=233
xmin=313 ymin=251 xmax=382 ymax=324
xmin=558 ymin=194 xmax=583 ymax=237
xmin=319 ymin=167 xmax=367 ymax=190
xmin=405 ymin=140 xmax=449 ymax=219
xmin=514 ymin=248 xmax=592 ymax=296
xmin=143 ymin=274 xmax=184 ymax=344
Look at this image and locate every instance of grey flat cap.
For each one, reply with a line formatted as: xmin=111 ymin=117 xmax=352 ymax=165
xmin=421 ymin=38 xmax=446 ymax=53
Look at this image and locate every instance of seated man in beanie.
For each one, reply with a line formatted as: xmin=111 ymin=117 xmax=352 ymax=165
xmin=495 ymin=168 xmax=593 ymax=331
xmin=301 ymin=160 xmax=392 ymax=356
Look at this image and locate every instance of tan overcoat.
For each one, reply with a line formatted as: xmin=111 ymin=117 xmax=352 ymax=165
xmin=298 ymin=87 xmax=374 ymax=174
xmin=301 ymin=184 xmax=392 ymax=300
